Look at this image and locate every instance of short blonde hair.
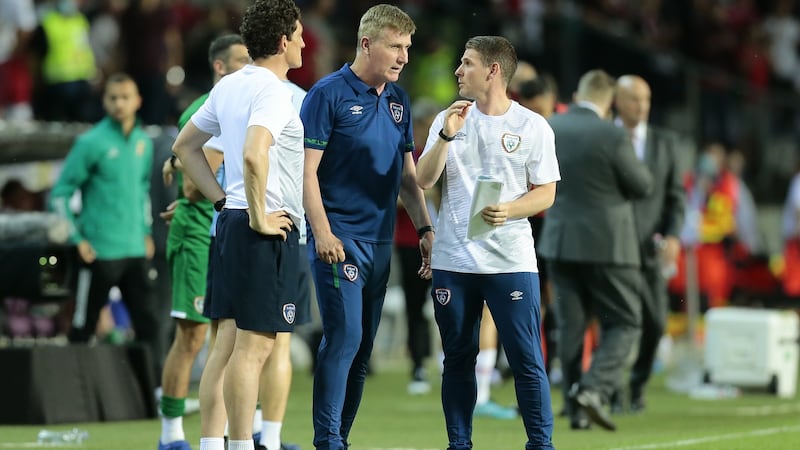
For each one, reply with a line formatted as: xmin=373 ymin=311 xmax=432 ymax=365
xmin=357 ymin=4 xmax=416 ymax=45
xmin=575 ymin=69 xmax=616 ymax=104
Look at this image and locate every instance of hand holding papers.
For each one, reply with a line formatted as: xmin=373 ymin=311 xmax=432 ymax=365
xmin=467 ymin=175 xmax=503 ymax=240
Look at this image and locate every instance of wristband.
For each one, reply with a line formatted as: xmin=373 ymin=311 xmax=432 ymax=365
xmin=438 ymin=128 xmax=455 ymax=142
xmin=213 ymin=197 xmax=226 ymax=212
xmin=417 ymin=225 xmax=435 ymax=238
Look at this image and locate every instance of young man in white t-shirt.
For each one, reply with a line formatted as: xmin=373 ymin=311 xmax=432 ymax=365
xmin=171 ymin=1 xmax=305 ymax=449
xmin=416 ymin=36 xmax=560 ymax=450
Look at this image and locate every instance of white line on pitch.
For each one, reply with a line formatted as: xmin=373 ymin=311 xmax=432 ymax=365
xmin=366 ymin=448 xmax=439 ymax=450
xmin=690 ymin=402 xmax=800 ymax=416
xmin=0 ymin=443 xmax=81 ymax=448
xmin=608 ymin=425 xmax=800 ymax=450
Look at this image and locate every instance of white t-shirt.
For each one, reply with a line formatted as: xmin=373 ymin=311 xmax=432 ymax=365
xmin=764 ymin=16 xmax=800 ymax=84
xmin=204 ymin=136 xmax=223 ymax=153
xmin=419 ymin=101 xmax=560 ymax=274
xmin=191 ymin=64 xmax=304 ymax=227
xmin=613 ymin=117 xmax=647 ymax=161
xmin=285 ymin=80 xmax=308 ymax=244
xmin=783 ymin=173 xmax=800 ymax=240
xmin=0 ymin=0 xmax=36 ymax=62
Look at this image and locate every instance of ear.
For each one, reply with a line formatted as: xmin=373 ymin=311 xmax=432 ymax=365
xmin=360 ymin=36 xmax=370 ymax=55
xmin=212 ymin=59 xmax=225 ymax=77
xmin=279 ymin=34 xmax=289 ymax=54
xmin=487 ymin=62 xmax=499 ymax=81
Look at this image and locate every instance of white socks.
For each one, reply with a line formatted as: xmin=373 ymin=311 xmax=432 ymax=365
xmin=227 ymin=440 xmax=255 ymax=450
xmin=476 ymin=348 xmax=497 ymax=405
xmin=199 ymin=437 xmax=225 ymax=450
xmin=260 ymin=421 xmax=282 ymax=450
xmin=160 ymin=416 xmax=185 ymax=444
xmin=224 ymin=408 xmax=265 ymax=437
xmin=253 ymin=408 xmax=263 ymax=433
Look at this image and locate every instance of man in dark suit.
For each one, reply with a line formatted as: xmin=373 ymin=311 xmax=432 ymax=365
xmin=612 ymin=75 xmax=685 ymax=413
xmin=539 ymin=69 xmax=653 ymax=431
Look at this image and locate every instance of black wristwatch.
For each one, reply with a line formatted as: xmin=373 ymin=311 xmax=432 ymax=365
xmin=213 ymin=197 xmax=226 ymax=212
xmin=417 ymin=225 xmax=435 ymax=238
xmin=438 ymin=128 xmax=455 ymax=142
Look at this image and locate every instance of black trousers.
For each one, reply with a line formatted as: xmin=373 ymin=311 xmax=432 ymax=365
xmin=628 ymin=263 xmax=668 ymax=396
xmin=548 ymin=261 xmax=643 ymax=417
xmin=69 ymin=257 xmax=162 ymax=383
xmin=397 ymin=246 xmax=432 ymax=372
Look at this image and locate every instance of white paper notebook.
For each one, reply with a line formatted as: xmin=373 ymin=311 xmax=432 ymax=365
xmin=467 ymin=175 xmax=503 ymax=240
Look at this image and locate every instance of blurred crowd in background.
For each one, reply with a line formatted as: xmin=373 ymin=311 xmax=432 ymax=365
xmin=4 ymin=0 xmax=800 ymax=341
xmin=4 ymin=0 xmax=800 ymax=197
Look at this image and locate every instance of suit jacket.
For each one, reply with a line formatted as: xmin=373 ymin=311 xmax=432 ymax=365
xmin=633 ymin=125 xmax=685 ymax=269
xmin=538 ymin=105 xmax=653 ymax=266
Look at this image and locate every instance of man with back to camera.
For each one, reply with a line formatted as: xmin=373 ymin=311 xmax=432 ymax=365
xmin=539 ymin=69 xmax=653 ymax=432
xmin=171 ymin=1 xmax=306 ymax=449
xmin=157 ymin=34 xmax=249 ymax=450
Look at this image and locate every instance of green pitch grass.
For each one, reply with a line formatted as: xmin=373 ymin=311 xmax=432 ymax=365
xmin=2 ymin=368 xmax=800 ymax=449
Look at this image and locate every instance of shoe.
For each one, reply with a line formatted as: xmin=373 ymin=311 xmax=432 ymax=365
xmin=408 ymin=379 xmax=431 ymax=395
xmin=158 ymin=440 xmax=192 ymax=450
xmin=184 ymin=398 xmax=200 ymax=416
xmin=571 ymin=385 xmax=616 ymax=431
xmin=569 ymin=409 xmax=591 ymax=430
xmin=609 ymin=389 xmax=625 ymax=415
xmin=630 ymin=394 xmax=646 ymax=413
xmin=548 ymin=366 xmax=563 ymax=386
xmin=256 ymin=443 xmax=301 ymax=450
xmin=474 ymin=400 xmax=518 ymax=420
xmin=408 ymin=367 xmax=431 ymax=395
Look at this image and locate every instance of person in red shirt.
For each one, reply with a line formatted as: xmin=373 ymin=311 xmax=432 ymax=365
xmin=394 ymin=98 xmax=441 ymax=395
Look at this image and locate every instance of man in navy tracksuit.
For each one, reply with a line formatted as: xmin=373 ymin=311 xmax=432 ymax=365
xmin=300 ymin=5 xmax=434 ymax=449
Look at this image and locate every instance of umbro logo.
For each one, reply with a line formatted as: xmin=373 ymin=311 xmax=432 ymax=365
xmin=349 ymin=105 xmax=363 ymax=115
xmin=510 ymin=290 xmax=523 ymax=301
